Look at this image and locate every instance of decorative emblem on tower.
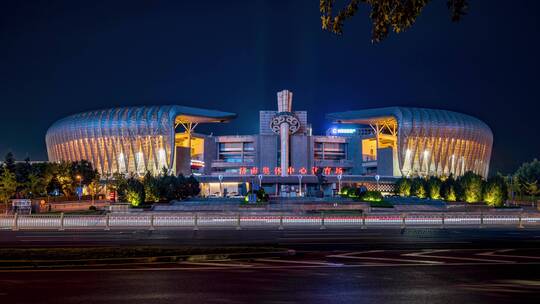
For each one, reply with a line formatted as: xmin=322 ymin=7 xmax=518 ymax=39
xmin=270 ymin=90 xmax=299 ymax=176
xmin=270 ymin=114 xmax=300 ymax=134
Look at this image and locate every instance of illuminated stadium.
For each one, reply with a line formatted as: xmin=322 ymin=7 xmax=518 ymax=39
xmin=327 ymin=107 xmax=493 ymax=178
xmin=45 ymin=105 xmax=236 ymax=176
xmin=46 ymin=92 xmax=493 ymax=196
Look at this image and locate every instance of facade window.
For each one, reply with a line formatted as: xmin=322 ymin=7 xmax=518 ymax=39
xmin=314 ymin=142 xmax=347 ymax=161
xmin=217 ymin=141 xmax=256 ymax=164
xmin=243 ymin=142 xmax=255 ymax=151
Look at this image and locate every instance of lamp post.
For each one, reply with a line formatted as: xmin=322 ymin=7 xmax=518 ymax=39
xmin=257 ymin=174 xmax=263 ymax=188
xmin=298 ymin=175 xmax=303 ymax=197
xmin=337 ymin=174 xmax=342 ymax=196
xmin=76 ymin=175 xmax=82 ymax=201
xmin=375 ymin=174 xmax=380 ymax=192
xmin=218 ymin=174 xmax=224 ymax=198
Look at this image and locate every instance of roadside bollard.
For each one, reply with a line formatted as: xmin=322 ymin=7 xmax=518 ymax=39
xmin=194 ymin=213 xmax=200 ymax=231
xmin=236 ymin=213 xmax=242 ymax=230
xmin=320 ymin=212 xmax=326 ymax=230
xmin=149 ymin=214 xmax=155 ymax=231
xmin=401 ymin=213 xmax=406 ymax=229
xmin=59 ymin=212 xmax=65 ymax=231
xmin=518 ymin=213 xmax=524 ymax=229
xmin=278 ymin=215 xmax=284 ymax=230
xmin=361 ymin=213 xmax=366 ymax=229
xmin=12 ymin=212 xmax=19 ymax=231
xmin=441 ymin=213 xmax=445 ymax=229
xmin=105 ymin=213 xmax=110 ymax=231
xmin=480 ymin=212 xmax=484 ymax=228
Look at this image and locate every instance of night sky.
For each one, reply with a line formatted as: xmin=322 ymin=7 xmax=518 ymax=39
xmin=1 ymin=1 xmax=539 ymax=174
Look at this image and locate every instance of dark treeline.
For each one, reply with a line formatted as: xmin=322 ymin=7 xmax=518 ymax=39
xmin=395 ymin=159 xmax=540 ymax=206
xmin=394 ymin=172 xmax=507 ymax=206
xmin=0 ymin=153 xmax=200 ymax=207
xmin=108 ymin=170 xmax=200 ymax=206
xmin=0 ymin=152 xmax=98 ymax=204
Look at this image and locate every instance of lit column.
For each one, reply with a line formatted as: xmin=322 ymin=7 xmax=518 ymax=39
xmin=280 ymin=122 xmax=289 ymax=177
xmin=270 ymin=90 xmax=300 ymax=177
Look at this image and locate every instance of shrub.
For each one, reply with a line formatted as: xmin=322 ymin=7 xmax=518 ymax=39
xmin=245 ymin=188 xmax=269 ymax=203
xmin=426 ymin=177 xmax=442 ymax=199
xmin=360 ymin=190 xmax=383 ymax=202
xmin=339 ymin=186 xmax=352 ymax=198
xmin=187 ymin=175 xmax=201 ymax=197
xmin=483 ymin=175 xmax=508 ymax=207
xmin=126 ymin=178 xmax=145 ymax=207
xmin=143 ymin=171 xmax=160 ymax=203
xmin=411 ymin=178 xmax=426 ymax=198
xmin=444 ymin=186 xmax=457 ymax=201
xmin=458 ymin=171 xmax=483 ymax=203
xmin=395 ymin=178 xmax=411 ymax=196
xmin=441 ymin=176 xmax=457 ymax=202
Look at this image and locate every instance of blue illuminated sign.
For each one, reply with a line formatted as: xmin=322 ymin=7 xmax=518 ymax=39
xmin=331 ymin=128 xmax=356 ymax=135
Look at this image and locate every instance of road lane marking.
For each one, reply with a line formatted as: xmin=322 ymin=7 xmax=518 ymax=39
xmin=326 ymin=254 xmax=444 ymax=264
xmin=331 ymin=250 xmax=385 ymax=256
xmin=255 ymin=258 xmax=343 ymax=266
xmin=477 ymin=249 xmax=540 ymax=260
xmin=2 ymin=261 xmax=540 ymax=273
xmin=179 ymin=261 xmax=252 ymax=268
xmin=403 ymin=249 xmax=515 ymax=263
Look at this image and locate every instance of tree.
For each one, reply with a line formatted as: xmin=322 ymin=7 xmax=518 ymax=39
xmin=483 ymin=175 xmax=508 ymax=207
xmin=26 ymin=173 xmax=46 ymax=198
xmin=143 ymin=171 xmax=160 ymax=203
xmin=3 ymin=152 xmax=16 ymax=173
xmin=14 ymin=157 xmax=32 ymax=197
xmin=506 ymin=174 xmax=521 ymax=202
xmin=410 ymin=177 xmax=426 ymax=198
xmin=514 ymin=159 xmax=540 ymax=198
xmin=158 ymin=173 xmax=180 ymax=201
xmin=186 ymin=175 xmax=201 ymax=198
xmin=524 ymin=181 xmax=540 ymax=198
xmin=71 ymin=160 xmax=98 ymax=187
xmin=55 ymin=162 xmax=74 ymax=197
xmin=0 ymin=169 xmax=17 ymax=208
xmin=87 ymin=175 xmax=103 ymax=204
xmin=125 ymin=177 xmax=145 ymax=207
xmin=315 ymin=167 xmax=327 ymax=197
xmin=458 ymin=171 xmax=483 ymax=203
xmin=46 ymin=176 xmax=62 ymax=196
xmin=441 ymin=176 xmax=457 ymax=201
xmin=395 ymin=177 xmax=411 ymax=196
xmin=320 ymin=0 xmax=468 ymax=42
xmin=108 ymin=173 xmax=128 ymax=202
xmin=426 ymin=177 xmax=442 ymax=199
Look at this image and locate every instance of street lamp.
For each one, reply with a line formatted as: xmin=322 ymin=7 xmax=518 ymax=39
xmin=257 ymin=174 xmax=263 ymax=188
xmin=375 ymin=174 xmax=380 ymax=192
xmin=337 ymin=174 xmax=342 ymax=196
xmin=218 ymin=174 xmax=224 ymax=198
xmin=298 ymin=175 xmax=303 ymax=197
xmin=76 ymin=175 xmax=82 ymax=200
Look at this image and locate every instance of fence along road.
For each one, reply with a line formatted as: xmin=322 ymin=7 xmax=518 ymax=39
xmin=1 ymin=212 xmax=540 ymax=231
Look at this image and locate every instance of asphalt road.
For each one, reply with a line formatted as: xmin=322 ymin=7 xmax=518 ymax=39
xmin=1 ymin=227 xmax=540 ymax=250
xmin=1 ymin=228 xmax=539 ymax=303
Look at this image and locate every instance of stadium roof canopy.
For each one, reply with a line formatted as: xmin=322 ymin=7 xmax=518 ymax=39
xmin=327 ymin=106 xmax=492 ymax=133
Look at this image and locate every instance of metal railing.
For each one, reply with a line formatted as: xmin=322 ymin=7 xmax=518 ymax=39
xmin=1 ymin=212 xmax=539 ymax=231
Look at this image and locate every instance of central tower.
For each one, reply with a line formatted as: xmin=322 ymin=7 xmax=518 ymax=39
xmin=270 ymin=90 xmax=300 ymax=176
